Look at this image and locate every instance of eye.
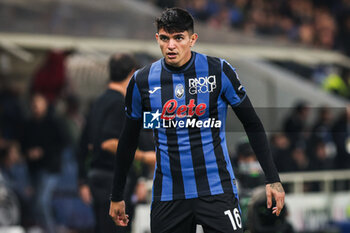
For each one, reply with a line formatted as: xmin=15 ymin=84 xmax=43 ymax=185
xmin=175 ymin=36 xmax=184 ymax=41
xmin=159 ymin=35 xmax=169 ymax=42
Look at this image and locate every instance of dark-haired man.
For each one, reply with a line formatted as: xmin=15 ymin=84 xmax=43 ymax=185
xmin=110 ymin=8 xmax=285 ymax=233
xmin=78 ymin=53 xmax=155 ymax=233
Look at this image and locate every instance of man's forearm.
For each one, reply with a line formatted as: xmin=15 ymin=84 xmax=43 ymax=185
xmin=111 ymin=117 xmax=142 ymax=201
xmin=233 ymin=96 xmax=280 ymax=183
xmin=101 ymin=139 xmax=119 ymax=154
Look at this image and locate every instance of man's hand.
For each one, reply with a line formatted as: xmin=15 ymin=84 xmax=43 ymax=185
xmin=142 ymin=151 xmax=156 ymax=167
xmin=266 ymin=182 xmax=285 ymax=216
xmin=109 ymin=201 xmax=129 ymax=226
xmin=79 ymin=184 xmax=92 ymax=204
xmin=134 ymin=150 xmax=156 ymax=168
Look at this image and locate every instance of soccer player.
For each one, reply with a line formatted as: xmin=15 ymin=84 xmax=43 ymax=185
xmin=110 ymin=7 xmax=285 ymax=233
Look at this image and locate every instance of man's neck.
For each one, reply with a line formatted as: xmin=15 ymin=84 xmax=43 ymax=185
xmin=164 ymin=51 xmax=193 ymax=71
xmin=108 ymin=82 xmax=126 ymax=96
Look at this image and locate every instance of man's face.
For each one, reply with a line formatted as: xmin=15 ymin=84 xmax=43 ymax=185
xmin=156 ymin=28 xmax=198 ymax=67
xmin=31 ymin=94 xmax=48 ymax=119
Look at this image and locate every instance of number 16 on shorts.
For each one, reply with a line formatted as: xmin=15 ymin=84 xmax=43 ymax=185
xmin=224 ymin=208 xmax=242 ymax=230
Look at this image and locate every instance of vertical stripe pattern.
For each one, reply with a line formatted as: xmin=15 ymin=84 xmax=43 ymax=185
xmin=184 ymin=59 xmax=211 ymax=195
xmin=196 ymin=55 xmax=223 ymax=195
xmin=173 ymin=73 xmax=198 ymax=198
xmin=136 ymin=64 xmax=165 ymax=201
xmin=161 ymin=68 xmax=185 ymax=200
xmin=208 ymin=56 xmax=234 ymax=194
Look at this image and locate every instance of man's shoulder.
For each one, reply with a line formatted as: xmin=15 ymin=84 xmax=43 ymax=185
xmin=136 ymin=59 xmax=162 ymax=76
xmin=195 ymin=52 xmax=226 ymax=67
xmin=196 ymin=52 xmax=218 ymax=59
xmin=134 ymin=59 xmax=163 ymax=84
xmin=136 ymin=64 xmax=151 ymax=77
xmin=95 ymin=90 xmax=124 ymax=108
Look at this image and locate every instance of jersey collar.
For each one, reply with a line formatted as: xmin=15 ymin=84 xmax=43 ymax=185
xmin=161 ymin=51 xmax=196 ymax=73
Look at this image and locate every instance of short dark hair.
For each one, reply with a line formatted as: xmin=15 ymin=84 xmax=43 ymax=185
xmin=155 ymin=7 xmax=194 ymax=34
xmin=109 ymin=53 xmax=138 ymax=82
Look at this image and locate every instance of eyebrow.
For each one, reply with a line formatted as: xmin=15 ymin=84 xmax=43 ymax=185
xmin=158 ymin=33 xmax=185 ymax=38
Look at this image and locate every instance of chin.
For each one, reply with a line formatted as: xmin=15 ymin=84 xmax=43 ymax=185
xmin=166 ymin=59 xmax=177 ymax=66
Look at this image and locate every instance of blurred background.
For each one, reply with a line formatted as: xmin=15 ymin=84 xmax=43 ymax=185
xmin=0 ymin=0 xmax=350 ymax=233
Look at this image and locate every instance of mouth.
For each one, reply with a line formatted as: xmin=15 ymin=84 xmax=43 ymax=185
xmin=166 ymin=52 xmax=177 ymax=59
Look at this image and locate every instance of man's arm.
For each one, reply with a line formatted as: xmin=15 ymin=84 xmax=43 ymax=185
xmin=101 ymin=139 xmax=119 ymax=154
xmin=77 ymin=113 xmax=93 ymax=204
xmin=102 ymin=139 xmax=155 ymax=167
xmin=233 ymin=96 xmax=285 ymax=216
xmin=110 ymin=116 xmax=142 ymax=226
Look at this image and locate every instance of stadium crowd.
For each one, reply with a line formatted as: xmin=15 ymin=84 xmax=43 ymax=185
xmin=0 ymin=51 xmax=154 ymax=232
xmin=154 ymin=0 xmax=350 ymax=101
xmin=156 ymin=0 xmax=350 ymax=57
xmin=232 ymin=102 xmax=350 ymax=193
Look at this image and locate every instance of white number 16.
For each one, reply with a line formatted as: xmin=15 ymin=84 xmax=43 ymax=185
xmin=224 ymin=208 xmax=242 ymax=230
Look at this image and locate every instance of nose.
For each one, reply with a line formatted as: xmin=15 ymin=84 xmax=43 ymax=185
xmin=168 ymin=39 xmax=176 ymax=50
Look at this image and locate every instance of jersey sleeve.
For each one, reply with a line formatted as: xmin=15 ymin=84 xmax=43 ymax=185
xmin=221 ymin=60 xmax=247 ymax=107
xmin=125 ymin=72 xmax=142 ymax=119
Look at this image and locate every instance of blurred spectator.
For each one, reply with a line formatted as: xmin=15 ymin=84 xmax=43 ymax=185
xmin=283 ymin=101 xmax=310 ymax=148
xmin=307 ymin=106 xmax=336 ymax=161
xmin=21 ymin=93 xmax=66 ymax=233
xmin=208 ymin=6 xmax=231 ymax=29
xmin=271 ymin=135 xmax=310 ymax=172
xmin=298 ymin=23 xmax=315 ymax=45
xmin=307 ymin=138 xmax=334 ymax=191
xmin=311 ymin=106 xmax=334 ymax=141
xmin=289 ymin=147 xmax=309 ymax=172
xmin=308 ymin=140 xmax=333 ymax=171
xmin=336 ymin=11 xmax=350 ymax=56
xmin=31 ymin=50 xmax=73 ymax=107
xmin=332 ymin=106 xmax=350 ymax=169
xmin=0 ymin=86 xmax=24 ymax=141
xmin=313 ymin=7 xmax=337 ymax=49
xmin=323 ymin=66 xmax=350 ymax=99
xmin=270 ymin=133 xmax=293 ymax=173
xmin=229 ymin=0 xmax=249 ymax=29
xmin=234 ymin=141 xmax=265 ymax=193
xmin=187 ymin=0 xmax=212 ymax=22
xmin=0 ymin=142 xmax=33 ymax=227
xmin=61 ymin=94 xmax=84 ymax=149
xmin=77 ymin=53 xmax=155 ymax=233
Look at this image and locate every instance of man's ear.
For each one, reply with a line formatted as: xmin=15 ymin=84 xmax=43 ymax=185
xmin=155 ymin=33 xmax=159 ymax=42
xmin=190 ymin=33 xmax=198 ymax=47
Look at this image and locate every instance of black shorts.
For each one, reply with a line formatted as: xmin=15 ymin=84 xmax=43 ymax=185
xmin=151 ymin=193 xmax=243 ymax=233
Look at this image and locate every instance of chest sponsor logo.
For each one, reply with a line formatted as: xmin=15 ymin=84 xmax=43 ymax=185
xmin=189 ymin=75 xmax=216 ymax=95
xmin=161 ymin=99 xmax=205 ymax=120
xmin=143 ymin=99 xmax=221 ymax=129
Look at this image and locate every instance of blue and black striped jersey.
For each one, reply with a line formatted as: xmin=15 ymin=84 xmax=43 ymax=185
xmin=125 ymin=52 xmax=247 ymax=201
